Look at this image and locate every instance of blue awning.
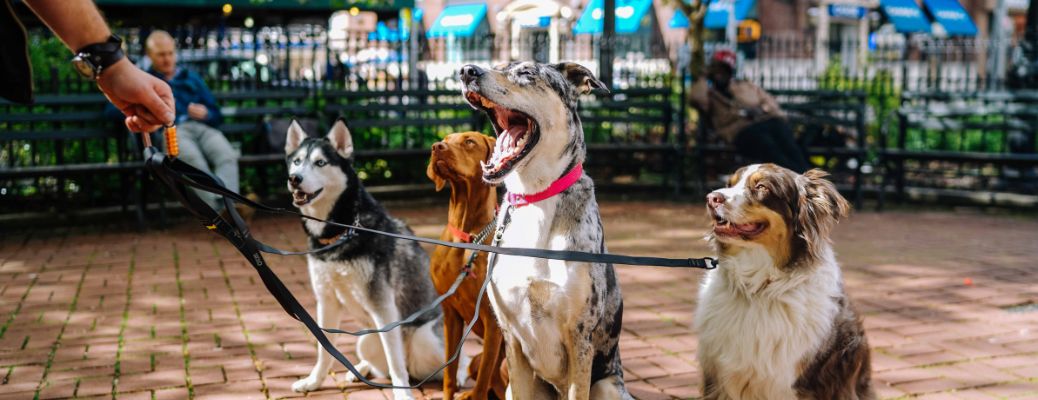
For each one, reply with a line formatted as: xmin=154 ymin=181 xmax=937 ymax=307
xmin=427 ymin=3 xmax=487 ymax=38
xmin=573 ymin=0 xmax=653 ymax=35
xmin=669 ymin=10 xmax=689 ymax=29
xmin=704 ymin=0 xmax=757 ymax=30
xmin=923 ymin=0 xmax=977 ymax=36
xmin=368 ymin=21 xmax=403 ymax=41
xmin=880 ymin=0 xmax=931 ymax=33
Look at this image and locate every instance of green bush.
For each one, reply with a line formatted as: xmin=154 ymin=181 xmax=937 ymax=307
xmin=817 ymin=60 xmax=902 ymax=157
xmin=28 ymin=34 xmax=85 ymax=94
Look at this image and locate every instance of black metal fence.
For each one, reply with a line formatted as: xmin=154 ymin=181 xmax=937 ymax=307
xmin=3 ymin=26 xmax=1037 ymax=220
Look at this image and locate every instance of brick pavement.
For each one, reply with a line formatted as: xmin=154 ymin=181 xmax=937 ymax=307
xmin=2 ymin=202 xmax=1037 ymax=399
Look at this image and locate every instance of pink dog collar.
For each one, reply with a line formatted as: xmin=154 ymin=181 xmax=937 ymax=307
xmin=506 ymin=164 xmax=583 ymax=208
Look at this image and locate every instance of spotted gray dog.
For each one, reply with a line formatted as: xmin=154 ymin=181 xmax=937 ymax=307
xmin=460 ymin=62 xmax=633 ymax=400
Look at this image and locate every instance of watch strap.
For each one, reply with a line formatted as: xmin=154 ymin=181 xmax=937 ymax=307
xmin=75 ymin=35 xmax=125 ymax=75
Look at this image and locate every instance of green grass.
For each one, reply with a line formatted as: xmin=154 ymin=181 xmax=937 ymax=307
xmin=111 ymin=242 xmax=137 ymax=397
xmin=33 ymin=248 xmax=94 ymax=400
xmin=171 ymin=243 xmax=195 ymax=398
xmin=213 ymin=242 xmax=271 ymax=398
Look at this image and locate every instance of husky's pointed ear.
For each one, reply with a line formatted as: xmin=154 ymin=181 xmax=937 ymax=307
xmin=553 ymin=62 xmax=609 ymax=95
xmin=326 ymin=119 xmax=354 ymax=159
xmin=285 ymin=119 xmax=307 ymax=154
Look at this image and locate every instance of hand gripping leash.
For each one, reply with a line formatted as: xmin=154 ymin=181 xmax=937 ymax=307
xmin=141 ymin=138 xmax=717 ymax=390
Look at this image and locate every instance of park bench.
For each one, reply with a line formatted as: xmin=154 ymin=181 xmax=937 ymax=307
xmin=693 ymin=89 xmax=868 ymax=207
xmin=0 ymin=94 xmax=146 ymax=222
xmin=579 ymin=86 xmax=681 ymax=193
xmin=212 ymin=88 xmax=316 ymax=198
xmin=317 ymin=87 xmax=484 ymax=192
xmin=0 ymin=88 xmax=318 ymax=226
xmin=323 ymin=86 xmax=681 ymax=194
xmin=879 ymin=90 xmax=1038 ymax=208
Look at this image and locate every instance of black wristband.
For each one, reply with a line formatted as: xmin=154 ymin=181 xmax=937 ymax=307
xmin=72 ymin=35 xmax=125 ymax=79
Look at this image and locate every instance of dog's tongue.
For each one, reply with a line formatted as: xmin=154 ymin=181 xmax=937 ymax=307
xmin=734 ymin=222 xmax=762 ymax=233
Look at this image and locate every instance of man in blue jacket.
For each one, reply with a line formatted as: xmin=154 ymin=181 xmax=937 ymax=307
xmin=146 ymin=30 xmax=240 ymax=211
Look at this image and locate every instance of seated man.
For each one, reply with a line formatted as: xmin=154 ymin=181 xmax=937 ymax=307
xmin=690 ymin=50 xmax=810 ymax=172
xmin=144 ymin=30 xmax=242 ymax=211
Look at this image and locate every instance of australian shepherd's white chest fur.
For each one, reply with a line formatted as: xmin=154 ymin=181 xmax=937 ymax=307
xmin=697 ymin=164 xmax=873 ymax=400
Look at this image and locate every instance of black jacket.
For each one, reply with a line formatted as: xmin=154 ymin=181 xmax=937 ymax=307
xmin=1 ymin=0 xmax=34 ymax=104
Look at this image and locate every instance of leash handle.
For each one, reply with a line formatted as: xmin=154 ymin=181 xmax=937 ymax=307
xmin=164 ymin=125 xmax=179 ymax=157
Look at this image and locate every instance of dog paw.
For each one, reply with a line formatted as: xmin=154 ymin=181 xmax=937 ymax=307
xmin=391 ymin=389 xmax=416 ymax=400
xmin=342 ymin=360 xmax=372 ymax=383
xmin=291 ymin=376 xmax=323 ymax=392
xmin=455 ymin=390 xmax=481 ymax=400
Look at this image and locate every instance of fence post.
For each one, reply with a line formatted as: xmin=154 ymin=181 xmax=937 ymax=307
xmin=896 ymin=108 xmax=908 ymax=203
xmin=854 ymin=91 xmax=865 ymax=209
xmin=676 ymin=67 xmax=688 ymax=197
xmin=600 ymin=0 xmax=615 ymax=89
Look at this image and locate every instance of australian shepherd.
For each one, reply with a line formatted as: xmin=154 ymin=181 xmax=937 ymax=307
xmin=697 ymin=163 xmax=873 ymax=400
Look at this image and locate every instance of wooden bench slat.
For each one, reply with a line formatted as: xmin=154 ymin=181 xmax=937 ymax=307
xmin=0 ymin=111 xmax=108 ymax=123
xmin=222 ymin=106 xmax=311 ymax=117
xmin=0 ymin=128 xmax=112 ymax=140
xmin=881 ymin=149 xmax=1038 ymax=163
xmin=0 ymin=162 xmax=143 ymax=178
xmin=325 ymin=103 xmax=472 ymax=113
xmin=346 ymin=117 xmax=476 ymax=129
xmin=215 ymin=91 xmax=310 ymax=101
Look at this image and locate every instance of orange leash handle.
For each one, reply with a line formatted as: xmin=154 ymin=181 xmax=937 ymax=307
xmin=164 ymin=125 xmax=179 ymax=157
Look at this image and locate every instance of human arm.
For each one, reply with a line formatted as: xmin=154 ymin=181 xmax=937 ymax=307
xmin=755 ymin=84 xmax=785 ymax=119
xmin=22 ymin=0 xmax=174 ymax=131
xmin=688 ymin=78 xmax=710 ymax=113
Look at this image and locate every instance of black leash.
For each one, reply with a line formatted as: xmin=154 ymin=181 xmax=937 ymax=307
xmin=146 ymin=147 xmax=486 ymax=389
xmin=161 ymin=159 xmax=717 ymax=269
xmin=142 ymin=144 xmax=717 ymax=390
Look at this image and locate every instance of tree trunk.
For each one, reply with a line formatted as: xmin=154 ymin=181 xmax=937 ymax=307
xmin=687 ymin=13 xmax=706 ymax=78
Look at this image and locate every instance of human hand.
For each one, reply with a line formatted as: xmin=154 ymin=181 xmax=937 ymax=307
xmin=96 ymin=58 xmax=175 ymax=132
xmin=187 ymin=103 xmax=209 ymax=121
xmin=743 ymin=107 xmax=764 ymax=119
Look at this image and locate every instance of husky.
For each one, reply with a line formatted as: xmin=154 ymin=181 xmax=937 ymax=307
xmin=284 ymin=120 xmax=467 ymax=400
xmin=460 ymin=62 xmax=633 ymax=400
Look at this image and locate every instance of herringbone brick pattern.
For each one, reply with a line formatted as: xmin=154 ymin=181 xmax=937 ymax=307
xmin=2 ymin=202 xmax=1036 ymax=399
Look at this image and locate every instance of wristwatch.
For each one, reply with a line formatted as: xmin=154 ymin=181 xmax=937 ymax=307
xmin=71 ymin=35 xmax=125 ymax=80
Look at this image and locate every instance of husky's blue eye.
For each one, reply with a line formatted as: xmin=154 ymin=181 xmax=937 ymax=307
xmin=315 ymin=160 xmax=328 ymax=167
xmin=293 ymin=159 xmax=301 ymax=166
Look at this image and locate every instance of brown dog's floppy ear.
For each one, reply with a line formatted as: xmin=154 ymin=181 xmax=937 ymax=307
xmin=427 ymin=157 xmax=446 ymax=192
xmin=794 ymin=169 xmax=851 ymax=258
xmin=482 ymin=134 xmax=496 ymax=162
xmin=553 ymin=62 xmax=609 ymax=95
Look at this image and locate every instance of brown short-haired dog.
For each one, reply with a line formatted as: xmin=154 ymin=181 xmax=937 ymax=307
xmin=427 ymin=132 xmax=507 ymax=400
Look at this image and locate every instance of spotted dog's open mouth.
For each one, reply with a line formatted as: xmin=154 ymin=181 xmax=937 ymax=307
xmin=292 ymin=188 xmax=323 ymax=206
xmin=712 ymin=213 xmax=767 ymax=238
xmin=464 ymin=91 xmax=539 ymax=180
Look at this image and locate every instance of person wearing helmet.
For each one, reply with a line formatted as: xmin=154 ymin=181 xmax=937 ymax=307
xmin=689 ymin=50 xmax=810 ymax=172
